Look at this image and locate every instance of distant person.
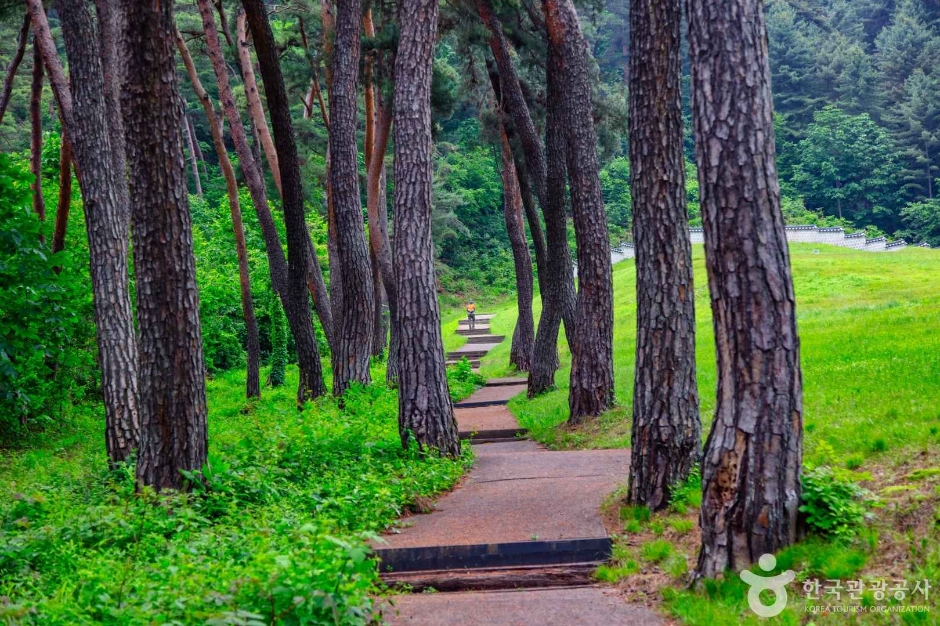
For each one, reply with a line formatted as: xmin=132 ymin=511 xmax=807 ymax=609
xmin=466 ymin=300 xmax=477 ymax=330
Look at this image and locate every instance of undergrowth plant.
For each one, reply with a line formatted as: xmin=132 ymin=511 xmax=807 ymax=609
xmin=799 ymin=465 xmax=872 ymax=539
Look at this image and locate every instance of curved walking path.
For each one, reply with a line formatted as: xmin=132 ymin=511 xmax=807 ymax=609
xmin=374 ymin=314 xmax=664 ymax=625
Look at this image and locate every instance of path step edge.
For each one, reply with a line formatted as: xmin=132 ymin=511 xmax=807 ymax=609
xmin=458 ymin=428 xmax=528 ymax=441
xmin=374 ymin=537 xmax=612 ymax=574
xmin=379 ymin=563 xmax=599 ymax=593
xmin=453 ymin=399 xmax=513 ymax=409
xmin=484 ymin=378 xmax=527 ymax=387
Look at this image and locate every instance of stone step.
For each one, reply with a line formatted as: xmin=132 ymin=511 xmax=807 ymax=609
xmin=457 ymin=326 xmax=491 ymax=336
xmin=459 ymin=427 xmax=528 ymax=442
xmin=465 ymin=334 xmax=504 ymax=344
xmin=454 ymin=383 xmax=527 ymax=408
xmin=485 ymin=377 xmax=527 ymax=387
xmin=447 ymin=359 xmax=481 ymax=368
xmin=458 ymin=314 xmax=494 ymax=325
xmin=374 ymin=537 xmax=612 ymax=575
xmin=380 ymin=562 xmax=599 ymax=594
xmin=447 ymin=348 xmax=492 ymax=360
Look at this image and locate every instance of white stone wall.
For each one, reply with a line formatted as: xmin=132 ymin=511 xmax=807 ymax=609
xmin=785 ymin=226 xmax=819 ymax=242
xmin=865 ymin=237 xmax=887 ymax=252
xmin=604 ymin=226 xmax=923 ymax=269
xmin=842 ymin=233 xmax=868 ymax=249
xmin=816 ymin=228 xmax=846 ymax=245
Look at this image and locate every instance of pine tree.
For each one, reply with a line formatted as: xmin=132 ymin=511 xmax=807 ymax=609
xmin=687 ymin=0 xmax=803 ymax=580
xmin=885 ymin=68 xmax=940 ymax=200
xmin=875 ymin=0 xmax=940 ymax=109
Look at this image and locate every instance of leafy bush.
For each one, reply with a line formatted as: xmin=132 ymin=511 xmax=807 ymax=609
xmin=0 ymin=153 xmax=96 ymax=442
xmin=800 ymin=466 xmax=871 ymax=539
xmin=446 ymin=357 xmax=485 ymax=401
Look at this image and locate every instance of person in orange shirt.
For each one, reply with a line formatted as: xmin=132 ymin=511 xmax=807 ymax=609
xmin=466 ymin=300 xmax=476 ymax=330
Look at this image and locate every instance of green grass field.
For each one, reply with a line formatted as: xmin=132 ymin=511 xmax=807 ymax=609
xmin=480 ymin=244 xmax=940 ymax=624
xmin=482 ymin=244 xmax=940 ymax=467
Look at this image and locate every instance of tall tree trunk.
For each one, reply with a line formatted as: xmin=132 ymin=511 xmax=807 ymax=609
xmin=686 ymin=0 xmax=803 ymax=579
xmin=370 ymin=244 xmax=387 ymax=357
xmin=94 ymin=0 xmax=130 ymax=218
xmin=528 ymin=45 xmax=576 ymax=396
xmin=242 ymin=0 xmax=333 ymax=400
xmin=29 ymin=39 xmax=45 ymax=224
xmin=394 ymin=0 xmax=460 ymax=456
xmin=477 ymin=0 xmax=547 ymax=204
xmin=327 ymin=0 xmax=374 ymax=394
xmin=197 ymin=0 xmax=327 ymax=401
xmin=175 ymin=28 xmax=261 ymax=399
xmin=543 ymin=0 xmax=615 ymax=422
xmin=627 ymin=0 xmax=701 ymax=512
xmin=51 ymin=130 xmax=72 ymax=261
xmin=122 ymin=0 xmax=208 ymax=490
xmin=367 ymin=104 xmax=400 ymax=383
xmin=485 ymin=59 xmax=547 ymax=295
xmin=46 ymin=0 xmax=140 ymax=465
xmin=235 ymin=8 xmax=281 ymax=197
xmin=363 ymin=8 xmax=393 ymax=364
xmin=0 ymin=14 xmax=30 ymax=125
xmin=182 ymin=107 xmax=204 ymax=199
xmin=500 ymin=125 xmax=535 ymax=371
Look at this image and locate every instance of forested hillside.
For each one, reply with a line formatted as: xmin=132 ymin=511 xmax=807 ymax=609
xmin=2 ymin=0 xmax=937 ymax=295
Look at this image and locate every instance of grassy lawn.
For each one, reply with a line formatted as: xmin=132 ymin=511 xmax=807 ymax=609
xmin=479 ymin=244 xmax=940 ymax=624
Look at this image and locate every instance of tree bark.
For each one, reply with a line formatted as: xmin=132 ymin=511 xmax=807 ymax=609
xmin=363 ymin=8 xmax=395 ymax=366
xmin=0 ymin=14 xmax=30 ymax=125
xmin=367 ymin=103 xmax=401 ymax=383
xmin=626 ymin=0 xmax=701 ymax=512
xmin=500 ymin=125 xmax=535 ymax=372
xmin=29 ymin=39 xmax=45 ymax=224
xmin=528 ymin=45 xmax=577 ymax=396
xmin=182 ymin=107 xmax=204 ymax=199
xmin=121 ymin=0 xmax=208 ymax=490
xmin=242 ymin=0 xmax=333 ymax=400
xmin=485 ymin=59 xmax=547 ymax=295
xmin=235 ymin=8 xmax=281 ymax=197
xmin=394 ymin=0 xmax=460 ymax=456
xmin=197 ymin=0 xmax=327 ymax=401
xmin=48 ymin=0 xmax=140 ymax=465
xmin=327 ymin=0 xmax=374 ymax=394
xmin=686 ymin=0 xmax=804 ymax=579
xmin=175 ymin=29 xmax=261 ymax=399
xmin=93 ymin=0 xmax=130 ymax=219
xmin=51 ymin=130 xmax=72 ymax=261
xmin=26 ymin=1 xmax=72 ymax=118
xmin=477 ymin=0 xmax=547 ymax=205
xmin=543 ymin=0 xmax=615 ymax=422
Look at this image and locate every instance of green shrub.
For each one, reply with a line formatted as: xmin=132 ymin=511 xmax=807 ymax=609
xmin=446 ymin=357 xmax=485 ymax=401
xmin=0 ymin=153 xmax=96 ymax=442
xmin=799 ymin=466 xmax=871 ymax=539
xmin=668 ymin=465 xmax=702 ymax=513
